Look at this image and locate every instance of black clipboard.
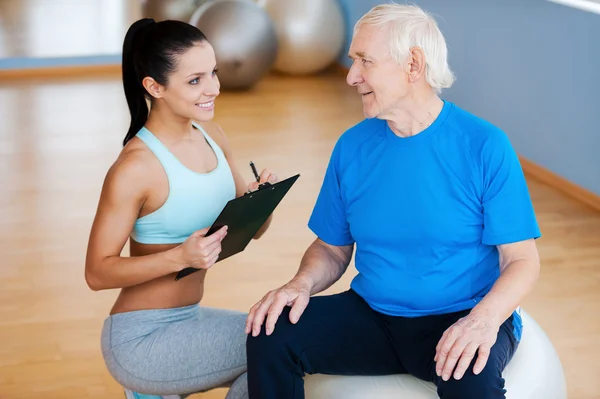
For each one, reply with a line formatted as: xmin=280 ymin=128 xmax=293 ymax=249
xmin=175 ymin=173 xmax=300 ymax=280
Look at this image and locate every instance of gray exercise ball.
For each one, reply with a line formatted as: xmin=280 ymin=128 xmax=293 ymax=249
xmin=262 ymin=0 xmax=345 ymax=75
xmin=142 ymin=0 xmax=203 ymax=22
xmin=190 ymin=0 xmax=278 ymax=90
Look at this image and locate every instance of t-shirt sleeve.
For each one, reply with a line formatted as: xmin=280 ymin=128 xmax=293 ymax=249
xmin=308 ymin=141 xmax=354 ymax=246
xmin=480 ymin=129 xmax=541 ymax=245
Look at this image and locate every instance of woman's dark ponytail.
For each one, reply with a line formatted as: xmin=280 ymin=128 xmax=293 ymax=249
xmin=122 ymin=18 xmax=155 ymax=146
xmin=120 ymin=18 xmax=208 ymax=146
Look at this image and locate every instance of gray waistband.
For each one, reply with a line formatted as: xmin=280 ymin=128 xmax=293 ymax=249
xmin=102 ymin=304 xmax=200 ymax=350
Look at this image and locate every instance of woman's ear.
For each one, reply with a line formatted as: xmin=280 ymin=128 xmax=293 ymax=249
xmin=142 ymin=77 xmax=164 ymax=99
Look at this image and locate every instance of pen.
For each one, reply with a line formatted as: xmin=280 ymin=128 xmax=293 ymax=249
xmin=250 ymin=161 xmax=260 ymax=182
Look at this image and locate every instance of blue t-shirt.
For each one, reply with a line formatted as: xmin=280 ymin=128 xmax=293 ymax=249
xmin=308 ymin=100 xmax=540 ymax=321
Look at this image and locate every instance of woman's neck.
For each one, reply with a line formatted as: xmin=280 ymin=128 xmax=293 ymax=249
xmin=145 ymin=106 xmax=195 ymax=143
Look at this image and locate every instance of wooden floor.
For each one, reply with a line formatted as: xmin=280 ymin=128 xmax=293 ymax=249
xmin=0 ymin=72 xmax=598 ymax=399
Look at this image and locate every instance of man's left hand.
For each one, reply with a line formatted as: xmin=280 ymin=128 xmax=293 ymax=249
xmin=434 ymin=310 xmax=500 ymax=381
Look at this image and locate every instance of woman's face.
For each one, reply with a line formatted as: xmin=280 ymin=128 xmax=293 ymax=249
xmin=148 ymin=41 xmax=221 ymax=122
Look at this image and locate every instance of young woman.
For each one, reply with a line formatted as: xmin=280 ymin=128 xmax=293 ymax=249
xmin=85 ymin=18 xmax=277 ymax=399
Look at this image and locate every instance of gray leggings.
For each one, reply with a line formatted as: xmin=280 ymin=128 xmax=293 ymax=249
xmin=101 ymin=304 xmax=248 ymax=398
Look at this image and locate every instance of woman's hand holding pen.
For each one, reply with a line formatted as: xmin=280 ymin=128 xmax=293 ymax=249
xmin=247 ymin=161 xmax=278 ymax=239
xmin=247 ymin=161 xmax=278 ymax=192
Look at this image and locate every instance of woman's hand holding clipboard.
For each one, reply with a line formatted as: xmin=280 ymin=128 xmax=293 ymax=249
xmin=176 ymin=225 xmax=229 ymax=272
xmin=175 ymin=162 xmax=300 ymax=281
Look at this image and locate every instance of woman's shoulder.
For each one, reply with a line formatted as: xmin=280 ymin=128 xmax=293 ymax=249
xmin=119 ymin=137 xmax=160 ymax=172
xmin=103 ymin=138 xmax=160 ymax=196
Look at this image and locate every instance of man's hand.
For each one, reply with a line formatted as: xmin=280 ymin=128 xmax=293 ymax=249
xmin=434 ymin=310 xmax=500 ymax=381
xmin=434 ymin=239 xmax=539 ymax=382
xmin=245 ymin=276 xmax=312 ymax=337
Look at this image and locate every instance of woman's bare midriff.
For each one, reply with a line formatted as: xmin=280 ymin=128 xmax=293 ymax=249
xmin=110 ymin=240 xmax=206 ymax=315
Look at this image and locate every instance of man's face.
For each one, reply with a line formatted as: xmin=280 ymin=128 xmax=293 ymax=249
xmin=346 ymin=25 xmax=410 ymax=119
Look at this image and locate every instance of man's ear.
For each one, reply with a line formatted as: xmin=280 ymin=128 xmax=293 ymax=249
xmin=407 ymin=46 xmax=426 ymax=83
xmin=142 ymin=77 xmax=164 ymax=99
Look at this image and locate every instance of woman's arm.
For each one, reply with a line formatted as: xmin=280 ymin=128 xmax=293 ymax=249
xmin=85 ymin=150 xmax=186 ymax=291
xmin=207 ymin=122 xmax=278 ymax=239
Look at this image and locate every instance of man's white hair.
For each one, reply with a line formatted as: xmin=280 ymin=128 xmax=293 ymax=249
xmin=354 ymin=2 xmax=455 ymax=93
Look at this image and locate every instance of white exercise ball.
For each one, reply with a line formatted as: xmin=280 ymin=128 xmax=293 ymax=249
xmin=142 ymin=0 xmax=203 ymax=22
xmin=261 ymin=0 xmax=346 ymax=75
xmin=190 ymin=0 xmax=278 ymax=90
xmin=305 ymin=310 xmax=567 ymax=399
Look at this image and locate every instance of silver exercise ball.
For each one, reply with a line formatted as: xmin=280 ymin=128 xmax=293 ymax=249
xmin=262 ymin=0 xmax=345 ymax=75
xmin=190 ymin=0 xmax=278 ymax=90
xmin=142 ymin=0 xmax=203 ymax=22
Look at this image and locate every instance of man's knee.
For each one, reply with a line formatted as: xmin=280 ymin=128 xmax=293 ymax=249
xmin=436 ymin=365 xmax=506 ymax=399
xmin=246 ymin=306 xmax=297 ymax=361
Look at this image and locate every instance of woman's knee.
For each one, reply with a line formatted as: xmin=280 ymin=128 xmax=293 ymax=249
xmin=225 ymin=372 xmax=248 ymax=399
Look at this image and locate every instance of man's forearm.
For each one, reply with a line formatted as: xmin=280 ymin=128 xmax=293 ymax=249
xmin=294 ymin=239 xmax=353 ymax=295
xmin=472 ymin=259 xmax=540 ymax=325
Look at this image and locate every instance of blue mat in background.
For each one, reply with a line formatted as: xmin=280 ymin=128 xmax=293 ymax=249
xmin=0 ymin=54 xmax=121 ymax=70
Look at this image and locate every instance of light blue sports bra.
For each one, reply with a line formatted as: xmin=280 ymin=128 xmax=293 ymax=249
xmin=130 ymin=123 xmax=236 ymax=244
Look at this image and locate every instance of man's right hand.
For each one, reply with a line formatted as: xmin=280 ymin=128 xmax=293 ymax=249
xmin=246 ymin=276 xmax=313 ymax=337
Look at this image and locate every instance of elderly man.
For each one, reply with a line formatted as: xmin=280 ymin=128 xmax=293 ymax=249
xmin=245 ymin=3 xmax=540 ymax=399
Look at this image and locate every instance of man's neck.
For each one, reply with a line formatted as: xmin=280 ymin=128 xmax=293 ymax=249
xmin=385 ymin=93 xmax=444 ymax=138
